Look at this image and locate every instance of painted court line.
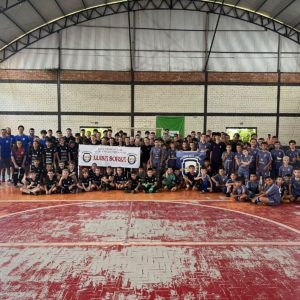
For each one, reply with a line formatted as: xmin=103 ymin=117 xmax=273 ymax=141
xmin=0 ymin=241 xmax=299 ymax=247
xmin=173 ymin=201 xmax=300 ymax=235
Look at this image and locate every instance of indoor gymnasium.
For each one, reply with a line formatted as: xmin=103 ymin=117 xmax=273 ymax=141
xmin=0 ymin=0 xmax=300 ymax=299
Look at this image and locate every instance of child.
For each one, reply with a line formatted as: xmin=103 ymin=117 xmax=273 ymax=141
xmin=44 ymin=169 xmax=57 ymax=195
xmin=77 ymin=168 xmax=93 ymax=192
xmin=212 ymin=168 xmax=227 ymax=192
xmin=279 ymin=156 xmax=293 ymax=177
xmin=225 ymin=173 xmax=237 ymax=197
xmin=183 ymin=165 xmax=199 ymax=191
xmin=234 ymin=144 xmax=243 ymax=173
xmin=114 ymin=167 xmax=127 ymax=190
xmin=92 ymin=167 xmax=102 ymax=191
xmin=231 ymin=178 xmax=248 ymax=202
xmin=174 ymin=168 xmax=183 ymax=190
xmin=56 ymin=161 xmax=65 ymax=180
xmin=286 ymin=140 xmax=299 ymax=168
xmin=270 ymin=141 xmax=284 ymax=178
xmin=246 ymin=174 xmax=260 ymax=199
xmin=150 ymin=139 xmax=163 ymax=174
xmin=198 ymin=167 xmax=212 ymax=193
xmin=290 ymin=168 xmax=300 ymax=203
xmin=276 ymin=176 xmax=290 ymax=203
xmin=166 ymin=143 xmax=177 ymax=169
xmin=222 ymin=144 xmax=235 ymax=176
xmin=11 ymin=140 xmax=27 ymax=187
xmin=142 ymin=168 xmax=158 ymax=193
xmin=124 ymin=172 xmax=141 ymax=193
xmin=252 ymin=177 xmax=280 ymax=206
xmin=43 ymin=138 xmax=56 ymax=167
xmin=68 ymin=161 xmax=78 ymax=183
xmin=162 ymin=168 xmax=177 ymax=191
xmin=256 ymin=142 xmax=272 ymax=180
xmin=58 ymin=169 xmax=76 ymax=194
xmin=101 ymin=167 xmax=115 ymax=191
xmin=30 ymin=159 xmax=43 ymax=182
xmin=237 ymin=148 xmax=253 ymax=184
xmin=21 ymin=171 xmax=41 ymax=195
xmin=137 ymin=167 xmax=146 ymax=183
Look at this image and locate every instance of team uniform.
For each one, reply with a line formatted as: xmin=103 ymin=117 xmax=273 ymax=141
xmin=212 ymin=174 xmax=227 ymax=192
xmin=222 ymin=152 xmax=235 ymax=176
xmin=248 ymin=147 xmax=259 ymax=174
xmin=56 ymin=144 xmax=70 ymax=165
xmin=210 ymin=142 xmax=226 ymax=173
xmin=246 ymin=181 xmax=260 ymax=199
xmin=0 ymin=136 xmax=12 ymax=169
xmin=142 ymin=175 xmax=157 ymax=193
xmin=238 ymin=154 xmax=253 ymax=182
xmin=167 ymin=149 xmax=177 ymax=169
xmin=262 ymin=183 xmax=281 ymax=206
xmin=14 ymin=134 xmax=30 ymax=151
xmin=150 ymin=147 xmax=162 ymax=171
xmin=256 ymin=150 xmax=272 ymax=178
xmin=278 ymin=165 xmax=293 ymax=177
xmin=59 ymin=176 xmax=75 ymax=193
xmin=290 ymin=177 xmax=300 ymax=198
xmin=43 ymin=146 xmax=56 ymax=166
xmin=198 ymin=174 xmax=211 ymax=192
xmin=44 ymin=175 xmax=57 ymax=190
xmin=270 ymin=149 xmax=284 ymax=177
xmin=11 ymin=147 xmax=27 ymax=186
xmin=162 ymin=173 xmax=176 ymax=190
xmin=232 ymin=185 xmax=248 ymax=201
xmin=286 ymin=149 xmax=299 ymax=167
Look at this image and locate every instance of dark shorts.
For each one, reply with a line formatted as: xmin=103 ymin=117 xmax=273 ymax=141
xmin=0 ymin=157 xmax=12 ymax=169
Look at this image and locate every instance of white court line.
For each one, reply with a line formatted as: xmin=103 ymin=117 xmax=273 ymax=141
xmin=0 ymin=200 xmax=299 ymax=236
xmin=0 ymin=199 xmax=228 ymax=203
xmin=0 ymin=241 xmax=299 ymax=247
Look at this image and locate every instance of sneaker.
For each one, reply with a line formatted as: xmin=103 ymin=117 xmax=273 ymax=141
xmin=255 ymin=198 xmax=261 ymax=204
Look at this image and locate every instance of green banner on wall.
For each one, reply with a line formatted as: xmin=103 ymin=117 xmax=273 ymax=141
xmin=156 ymin=116 xmax=185 ymax=138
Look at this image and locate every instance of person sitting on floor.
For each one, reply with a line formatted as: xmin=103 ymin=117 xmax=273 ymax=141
xmin=142 ymin=168 xmax=158 ymax=193
xmin=21 ymin=171 xmax=41 ymax=195
xmin=231 ymin=177 xmax=248 ymax=202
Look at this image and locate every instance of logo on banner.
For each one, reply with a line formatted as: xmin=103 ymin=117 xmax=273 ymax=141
xmin=128 ymin=154 xmax=137 ymax=165
xmin=182 ymin=157 xmax=201 ymax=176
xmin=82 ymin=151 xmax=92 ymax=163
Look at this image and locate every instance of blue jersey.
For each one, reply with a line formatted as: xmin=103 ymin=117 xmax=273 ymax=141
xmin=150 ymin=147 xmax=162 ymax=163
xmin=290 ymin=177 xmax=300 ymax=196
xmin=234 ymin=152 xmax=243 ymax=171
xmin=265 ymin=183 xmax=281 ymax=204
xmin=278 ymin=165 xmax=293 ymax=177
xmin=198 ymin=142 xmax=210 ymax=152
xmin=257 ymin=150 xmax=272 ymax=168
xmin=233 ymin=185 xmax=248 ymax=195
xmin=222 ymin=152 xmax=235 ymax=170
xmin=286 ymin=149 xmax=299 ymax=166
xmin=0 ymin=136 xmax=12 ymax=158
xmin=271 ymin=149 xmax=284 ymax=168
xmin=238 ymin=154 xmax=253 ymax=171
xmin=14 ymin=134 xmax=30 ymax=151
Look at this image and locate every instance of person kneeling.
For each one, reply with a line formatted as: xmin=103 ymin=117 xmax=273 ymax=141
xmin=77 ymin=168 xmax=93 ymax=192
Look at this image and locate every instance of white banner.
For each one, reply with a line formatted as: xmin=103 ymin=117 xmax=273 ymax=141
xmin=79 ymin=145 xmax=140 ymax=168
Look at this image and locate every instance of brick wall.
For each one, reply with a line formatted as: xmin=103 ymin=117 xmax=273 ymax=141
xmin=0 ymin=70 xmax=299 ymax=143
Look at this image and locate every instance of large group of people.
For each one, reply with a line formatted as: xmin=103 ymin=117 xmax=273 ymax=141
xmin=0 ymin=125 xmax=299 ymax=206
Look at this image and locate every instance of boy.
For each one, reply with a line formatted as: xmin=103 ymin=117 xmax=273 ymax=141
xmin=101 ymin=167 xmax=115 ymax=191
xmin=142 ymin=168 xmax=158 ymax=193
xmin=225 ymin=173 xmax=237 ymax=197
xmin=246 ymin=174 xmax=260 ymax=199
xmin=252 ymin=177 xmax=280 ymax=206
xmin=150 ymin=139 xmax=163 ymax=174
xmin=248 ymin=138 xmax=259 ymax=175
xmin=183 ymin=165 xmax=199 ymax=191
xmin=56 ymin=161 xmax=66 ymax=180
xmin=55 ymin=137 xmax=70 ymax=166
xmin=210 ymin=132 xmax=226 ymax=173
xmin=124 ymin=172 xmax=141 ymax=193
xmin=211 ymin=168 xmax=227 ymax=193
xmin=286 ymin=140 xmax=299 ymax=168
xmin=278 ymin=156 xmax=293 ymax=177
xmin=270 ymin=141 xmax=284 ymax=178
xmin=114 ymin=167 xmax=128 ymax=190
xmin=162 ymin=168 xmax=177 ymax=191
xmin=91 ymin=167 xmax=102 ymax=191
xmin=14 ymin=125 xmax=30 ymax=152
xmin=231 ymin=178 xmax=248 ymax=202
xmin=198 ymin=167 xmax=212 ymax=193
xmin=276 ymin=176 xmax=290 ymax=203
xmin=237 ymin=148 xmax=253 ymax=184
xmin=30 ymin=159 xmax=43 ymax=182
xmin=256 ymin=142 xmax=272 ymax=180
xmin=68 ymin=161 xmax=78 ymax=183
xmin=58 ymin=169 xmax=76 ymax=194
xmin=0 ymin=128 xmax=13 ymax=183
xmin=43 ymin=138 xmax=56 ymax=168
xmin=234 ymin=143 xmax=243 ymax=173
xmin=77 ymin=168 xmax=93 ymax=192
xmin=290 ymin=168 xmax=300 ymax=203
xmin=174 ymin=168 xmax=183 ymax=190
xmin=222 ymin=144 xmax=235 ymax=176
xmin=43 ymin=169 xmax=57 ymax=195
xmin=21 ymin=171 xmax=41 ymax=195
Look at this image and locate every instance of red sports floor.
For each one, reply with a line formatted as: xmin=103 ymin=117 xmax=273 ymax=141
xmin=0 ymin=186 xmax=299 ymax=299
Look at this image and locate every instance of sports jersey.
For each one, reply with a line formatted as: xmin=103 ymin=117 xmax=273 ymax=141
xmin=264 ymin=183 xmax=281 ymax=204
xmin=80 ymin=176 xmax=92 ymax=188
xmin=238 ymin=155 xmax=253 ymax=172
xmin=130 ymin=177 xmax=141 ymax=190
xmin=14 ymin=134 xmax=30 ymax=151
xmin=162 ymin=173 xmax=176 ymax=187
xmin=61 ymin=177 xmax=74 ymax=189
xmin=222 ymin=152 xmax=235 ymax=172
xmin=0 ymin=136 xmax=12 ymax=158
xmin=186 ymin=172 xmax=197 ymax=183
xmin=246 ymin=181 xmax=259 ymax=194
xmin=286 ymin=149 xmax=299 ymax=166
xmin=29 ymin=147 xmax=43 ymax=164
xmin=234 ymin=152 xmax=243 ymax=170
xmin=210 ymin=142 xmax=226 ymax=164
xmin=114 ymin=175 xmax=127 ymax=184
xmin=270 ymin=149 xmax=284 ymax=168
xmin=144 ymin=175 xmax=157 ymax=185
xmin=278 ymin=165 xmax=293 ymax=177
xmin=198 ymin=141 xmax=210 ymax=152
xmin=25 ymin=176 xmax=40 ymax=187
xmin=233 ymin=185 xmax=248 ymax=195
xmin=167 ymin=149 xmax=177 ymax=169
xmin=11 ymin=147 xmax=26 ymax=166
xmin=43 ymin=147 xmax=56 ymax=165
xmin=141 ymin=145 xmax=152 ymax=163
xmin=56 ymin=144 xmax=69 ymax=163
xmin=150 ymin=147 xmax=162 ymax=163
xmin=213 ymin=174 xmax=227 ymax=186
xmin=276 ymin=183 xmax=288 ymax=197
xmin=257 ymin=150 xmax=272 ymax=168
xmin=45 ymin=175 xmax=57 ymax=188
xmin=290 ymin=177 xmax=300 ymax=196
xmin=92 ymin=174 xmax=102 ymax=186
xmin=30 ymin=165 xmax=43 ymax=181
